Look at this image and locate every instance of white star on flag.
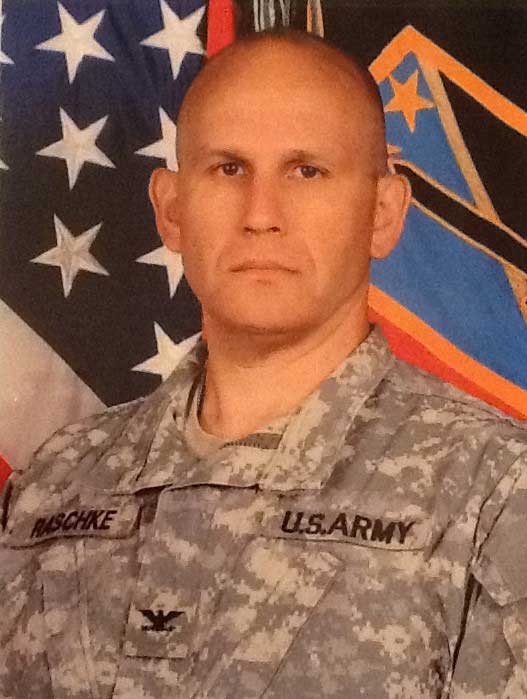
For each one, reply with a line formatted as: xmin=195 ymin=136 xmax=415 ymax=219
xmin=135 ymin=107 xmax=178 ymax=171
xmin=0 ymin=10 xmax=13 ymax=65
xmin=37 ymin=108 xmax=115 ymax=189
xmin=0 ymin=112 xmax=7 ymax=169
xmin=141 ymin=0 xmax=205 ymax=81
xmin=137 ymin=245 xmax=184 ymax=298
xmin=32 ymin=215 xmax=109 ymax=297
xmin=0 ymin=132 xmax=7 ymax=170
xmin=36 ymin=3 xmax=114 ymax=83
xmin=133 ymin=326 xmax=200 ymax=381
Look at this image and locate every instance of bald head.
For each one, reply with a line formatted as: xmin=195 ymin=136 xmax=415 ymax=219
xmin=176 ymin=30 xmax=387 ymax=175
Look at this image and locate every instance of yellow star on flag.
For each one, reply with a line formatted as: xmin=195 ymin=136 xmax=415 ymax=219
xmin=385 ymin=70 xmax=434 ymax=132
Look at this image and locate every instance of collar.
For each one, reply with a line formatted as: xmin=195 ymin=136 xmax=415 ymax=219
xmin=260 ymin=325 xmax=395 ymax=490
xmin=102 ymin=326 xmax=395 ymax=494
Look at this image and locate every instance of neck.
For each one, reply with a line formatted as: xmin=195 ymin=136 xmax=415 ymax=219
xmin=199 ymin=297 xmax=370 ymax=440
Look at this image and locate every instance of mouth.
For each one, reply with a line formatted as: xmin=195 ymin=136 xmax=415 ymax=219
xmin=231 ymin=260 xmax=297 ymax=272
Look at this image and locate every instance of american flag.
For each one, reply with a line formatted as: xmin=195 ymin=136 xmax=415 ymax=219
xmin=2 ymin=0 xmax=526 ymax=484
xmin=0 ymin=0 xmax=210 ymax=473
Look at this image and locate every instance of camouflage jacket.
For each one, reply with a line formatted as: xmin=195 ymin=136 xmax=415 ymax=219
xmin=1 ymin=327 xmax=527 ymax=699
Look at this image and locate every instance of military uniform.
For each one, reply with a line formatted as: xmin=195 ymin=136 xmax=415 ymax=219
xmin=1 ymin=327 xmax=527 ymax=698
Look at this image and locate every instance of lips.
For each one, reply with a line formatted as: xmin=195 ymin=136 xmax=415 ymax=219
xmin=231 ymin=259 xmax=296 ymax=272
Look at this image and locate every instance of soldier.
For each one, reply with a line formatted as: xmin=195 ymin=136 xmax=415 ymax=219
xmin=1 ymin=29 xmax=527 ymax=699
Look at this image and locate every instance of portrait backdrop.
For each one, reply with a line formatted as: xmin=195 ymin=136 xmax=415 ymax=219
xmin=0 ymin=0 xmax=526 ymax=488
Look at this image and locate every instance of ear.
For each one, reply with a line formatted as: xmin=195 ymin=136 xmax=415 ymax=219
xmin=370 ymin=174 xmax=412 ymax=259
xmin=149 ymin=168 xmax=181 ymax=252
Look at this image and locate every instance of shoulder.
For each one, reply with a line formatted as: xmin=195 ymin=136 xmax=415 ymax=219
xmin=0 ymin=398 xmax=144 ymax=535
xmin=1 ymin=340 xmax=205 ymax=534
xmin=383 ymin=355 xmax=527 ymax=433
xmin=17 ymin=398 xmax=144 ymax=486
xmin=362 ymin=355 xmax=527 ymax=505
xmin=3 ymin=335 xmax=205 ymax=503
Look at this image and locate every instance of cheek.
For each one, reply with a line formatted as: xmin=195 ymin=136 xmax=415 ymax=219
xmin=186 ymin=178 xmax=244 ymax=213
xmin=177 ymin=215 xmax=233 ymax=297
xmin=299 ymin=198 xmax=373 ymax=252
xmin=178 ymin=192 xmax=220 ymax=252
xmin=302 ymin=222 xmax=374 ymax=295
xmin=180 ymin=184 xmax=241 ymax=238
xmin=179 ymin=227 xmax=214 ymax=275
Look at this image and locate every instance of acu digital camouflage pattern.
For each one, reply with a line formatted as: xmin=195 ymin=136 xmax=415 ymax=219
xmin=1 ymin=326 xmax=527 ymax=698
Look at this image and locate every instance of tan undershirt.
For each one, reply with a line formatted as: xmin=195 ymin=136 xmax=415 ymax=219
xmin=184 ymin=372 xmax=295 ymax=460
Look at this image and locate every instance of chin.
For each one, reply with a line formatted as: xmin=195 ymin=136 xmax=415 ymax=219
xmin=232 ymin=316 xmax=307 ymax=335
xmin=213 ymin=305 xmax=314 ymax=336
xmin=201 ymin=285 xmax=321 ymax=333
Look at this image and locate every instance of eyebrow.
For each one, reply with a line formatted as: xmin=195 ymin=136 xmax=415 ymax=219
xmin=283 ymin=149 xmax=327 ymax=163
xmin=193 ymin=148 xmax=248 ymax=163
xmin=191 ymin=147 xmax=330 ymax=164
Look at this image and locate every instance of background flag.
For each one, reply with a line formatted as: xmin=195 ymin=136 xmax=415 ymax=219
xmin=369 ymin=25 xmax=527 ymax=420
xmin=1 ymin=1 xmax=526 ymax=490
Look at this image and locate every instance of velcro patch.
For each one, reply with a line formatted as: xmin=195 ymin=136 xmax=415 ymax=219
xmin=4 ymin=499 xmax=139 ymax=547
xmin=263 ymin=509 xmax=431 ymax=550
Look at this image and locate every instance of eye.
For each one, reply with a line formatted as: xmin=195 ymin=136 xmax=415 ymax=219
xmin=218 ymin=162 xmax=243 ymax=176
xmin=295 ymin=165 xmax=323 ymax=179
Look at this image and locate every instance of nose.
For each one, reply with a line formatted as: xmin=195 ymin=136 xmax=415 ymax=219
xmin=243 ymin=174 xmax=283 ymax=235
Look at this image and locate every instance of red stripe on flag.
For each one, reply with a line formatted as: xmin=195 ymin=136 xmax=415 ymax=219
xmin=207 ymin=0 xmax=235 ymax=57
xmin=371 ymin=311 xmax=526 ymax=421
xmin=0 ymin=455 xmax=12 ymax=494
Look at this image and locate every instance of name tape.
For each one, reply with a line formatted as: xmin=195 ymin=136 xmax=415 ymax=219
xmin=6 ymin=500 xmax=139 ymax=546
xmin=30 ymin=508 xmax=118 ymax=538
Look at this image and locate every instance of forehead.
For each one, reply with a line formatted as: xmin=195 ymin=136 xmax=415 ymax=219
xmin=178 ymin=41 xmax=377 ymax=161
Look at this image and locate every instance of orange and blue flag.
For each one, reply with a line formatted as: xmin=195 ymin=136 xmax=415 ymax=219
xmin=369 ymin=26 xmax=527 ymax=419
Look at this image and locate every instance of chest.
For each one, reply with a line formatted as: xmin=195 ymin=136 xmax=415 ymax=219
xmin=31 ymin=485 xmax=474 ymax=699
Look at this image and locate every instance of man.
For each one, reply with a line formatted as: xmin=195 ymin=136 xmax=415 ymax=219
xmin=1 ymin=29 xmax=526 ymax=698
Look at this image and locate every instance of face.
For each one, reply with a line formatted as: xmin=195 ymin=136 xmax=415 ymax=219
xmin=156 ymin=43 xmax=397 ymax=338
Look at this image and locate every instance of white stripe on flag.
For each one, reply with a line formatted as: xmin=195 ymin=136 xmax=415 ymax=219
xmin=0 ymin=299 xmax=105 ymax=470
